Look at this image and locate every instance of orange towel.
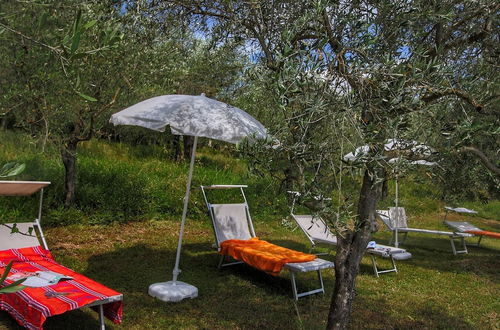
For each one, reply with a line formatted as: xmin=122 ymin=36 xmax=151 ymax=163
xmin=220 ymin=238 xmax=316 ymax=276
xmin=466 ymin=230 xmax=500 ymax=239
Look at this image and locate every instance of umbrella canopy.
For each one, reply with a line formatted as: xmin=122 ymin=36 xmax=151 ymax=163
xmin=110 ymin=94 xmax=267 ymax=144
xmin=110 ymin=94 xmax=267 ymax=302
xmin=343 ymin=139 xmax=436 ymax=163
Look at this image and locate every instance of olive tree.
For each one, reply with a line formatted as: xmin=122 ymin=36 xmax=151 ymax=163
xmin=0 ymin=1 xmax=124 ymax=205
xmin=164 ymin=0 xmax=499 ymax=328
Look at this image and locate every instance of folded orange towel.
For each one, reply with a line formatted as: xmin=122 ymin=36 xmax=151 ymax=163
xmin=220 ymin=237 xmax=316 ymax=276
xmin=466 ymin=230 xmax=500 ymax=239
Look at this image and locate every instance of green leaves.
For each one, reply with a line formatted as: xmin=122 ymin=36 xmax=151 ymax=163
xmin=69 ymin=10 xmax=83 ymax=55
xmin=63 ymin=10 xmax=121 ymax=60
xmin=83 ymin=20 xmax=97 ymax=30
xmin=0 ymin=261 xmax=26 ymax=294
xmin=37 ymin=11 xmax=49 ymax=31
xmin=0 ymin=162 xmax=26 ymax=178
xmin=76 ymin=92 xmax=97 ymax=102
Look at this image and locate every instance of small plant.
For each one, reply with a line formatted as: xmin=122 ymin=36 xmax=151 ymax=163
xmin=0 ymin=162 xmax=26 ymax=178
xmin=0 ymin=261 xmax=26 ymax=294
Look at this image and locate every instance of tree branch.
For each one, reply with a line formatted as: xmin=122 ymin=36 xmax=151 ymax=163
xmin=0 ymin=22 xmax=64 ymax=58
xmin=426 ymin=6 xmax=496 ymax=58
xmin=421 ymin=88 xmax=483 ymax=111
xmin=321 ymin=9 xmax=361 ymax=90
xmin=457 ymin=146 xmax=500 ymax=178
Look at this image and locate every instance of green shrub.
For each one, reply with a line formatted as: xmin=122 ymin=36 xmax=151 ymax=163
xmin=3 ymin=130 xmax=494 ymax=228
xmin=76 ymin=157 xmax=150 ymax=221
xmin=45 ymin=206 xmax=86 ymax=226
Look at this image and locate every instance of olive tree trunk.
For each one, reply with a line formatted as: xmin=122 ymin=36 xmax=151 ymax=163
xmin=327 ymin=168 xmax=382 ymax=329
xmin=61 ymin=139 xmax=78 ymax=207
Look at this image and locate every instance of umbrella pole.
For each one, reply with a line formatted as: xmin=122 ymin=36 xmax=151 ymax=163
xmin=395 ymin=173 xmax=399 ymax=248
xmin=172 ymin=135 xmax=198 ymax=283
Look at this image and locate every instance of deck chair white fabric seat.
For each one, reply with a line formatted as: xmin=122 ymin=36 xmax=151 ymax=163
xmin=444 ymin=221 xmax=500 ymax=246
xmin=201 ymin=185 xmax=334 ymax=300
xmin=377 ymin=207 xmax=472 ymax=255
xmin=0 ymin=222 xmax=41 ymax=250
xmin=0 ymin=181 xmax=122 ymax=329
xmin=292 ymin=214 xmax=412 ymax=277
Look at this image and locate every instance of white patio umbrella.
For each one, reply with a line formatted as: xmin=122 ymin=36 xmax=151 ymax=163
xmin=110 ymin=93 xmax=267 ymax=302
xmin=343 ymin=139 xmax=437 ymax=247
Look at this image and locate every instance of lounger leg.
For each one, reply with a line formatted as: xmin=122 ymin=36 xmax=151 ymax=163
xmin=402 ymin=232 xmax=408 ymax=244
xmin=391 ymin=232 xmax=408 ymax=246
xmin=289 ymin=270 xmax=326 ymax=300
xmin=99 ymin=304 xmax=105 ymax=330
xmin=218 ymin=254 xmax=225 ymax=269
xmin=218 ymin=254 xmax=245 ymax=268
xmin=370 ymin=255 xmax=379 ymax=278
xmin=450 ymin=236 xmax=468 ymax=255
xmin=290 ymin=272 xmax=298 ymax=301
xmin=370 ymin=255 xmax=398 ymax=277
xmin=317 ymin=270 xmax=325 ymax=295
xmin=467 ymin=235 xmax=483 ymax=247
xmin=450 ymin=237 xmax=457 ymax=255
xmin=460 ymin=237 xmax=468 ymax=254
xmin=390 ymin=256 xmax=397 ymax=273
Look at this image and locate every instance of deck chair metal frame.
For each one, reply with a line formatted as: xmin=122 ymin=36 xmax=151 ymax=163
xmin=0 ymin=181 xmax=122 ymax=330
xmin=200 ymin=185 xmax=334 ymax=300
xmin=290 ymin=207 xmax=411 ymax=277
xmin=288 ymin=191 xmax=411 ymax=277
xmin=444 ymin=220 xmax=489 ymax=247
xmin=377 ymin=207 xmax=472 ymax=255
xmin=443 ymin=207 xmax=483 ymax=246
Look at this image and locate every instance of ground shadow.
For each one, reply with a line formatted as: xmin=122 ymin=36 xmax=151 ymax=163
xmin=1 ymin=233 xmax=495 ymax=329
xmin=382 ymin=235 xmax=500 ymax=284
xmin=351 ymin=294 xmax=475 ymax=329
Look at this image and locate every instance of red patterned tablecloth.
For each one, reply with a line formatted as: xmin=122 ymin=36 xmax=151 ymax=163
xmin=0 ymin=246 xmax=122 ymax=329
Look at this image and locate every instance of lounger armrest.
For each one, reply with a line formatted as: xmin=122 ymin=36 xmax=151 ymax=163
xmin=403 ymin=227 xmax=473 ymax=237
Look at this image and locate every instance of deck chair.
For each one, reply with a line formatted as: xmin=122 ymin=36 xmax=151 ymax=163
xmin=0 ymin=181 xmax=123 ymax=330
xmin=377 ymin=207 xmax=472 ymax=255
xmin=291 ymin=214 xmax=412 ymax=277
xmin=444 ymin=221 xmax=500 ymax=246
xmin=200 ymin=185 xmax=334 ymax=300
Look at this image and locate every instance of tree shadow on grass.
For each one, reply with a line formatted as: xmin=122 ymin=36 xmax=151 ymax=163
xmin=75 ymin=241 xmax=335 ymax=329
xmin=351 ymin=295 xmax=475 ymax=329
xmin=387 ymin=235 xmax=500 ymax=284
xmin=1 ymin=236 xmax=489 ymax=329
xmin=0 ymin=295 xmax=117 ymax=330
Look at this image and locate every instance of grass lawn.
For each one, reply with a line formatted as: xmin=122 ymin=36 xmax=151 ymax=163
xmin=1 ymin=210 xmax=498 ymax=329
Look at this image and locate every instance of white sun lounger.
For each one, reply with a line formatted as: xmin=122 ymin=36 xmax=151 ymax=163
xmin=444 ymin=221 xmax=486 ymax=246
xmin=0 ymin=181 xmax=122 ymax=329
xmin=292 ymin=214 xmax=412 ymax=277
xmin=377 ymin=207 xmax=472 ymax=255
xmin=200 ymin=185 xmax=334 ymax=300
